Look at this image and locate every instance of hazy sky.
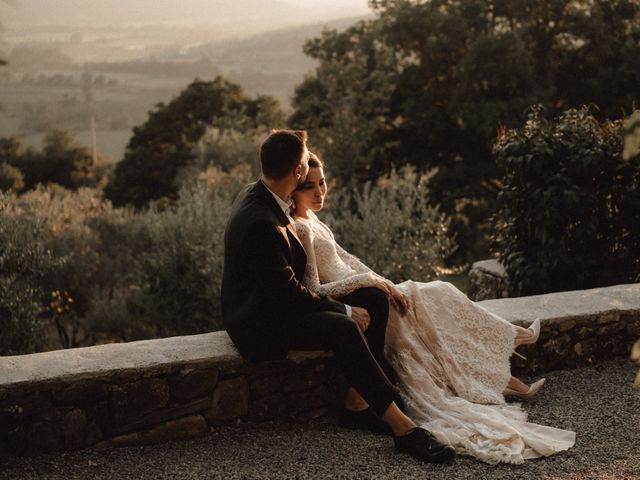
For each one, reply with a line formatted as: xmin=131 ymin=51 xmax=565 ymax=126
xmin=0 ymin=0 xmax=372 ymax=28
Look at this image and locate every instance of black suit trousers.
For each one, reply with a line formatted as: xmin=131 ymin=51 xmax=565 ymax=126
xmin=336 ymin=287 xmax=396 ymax=384
xmin=286 ymin=288 xmax=398 ymax=417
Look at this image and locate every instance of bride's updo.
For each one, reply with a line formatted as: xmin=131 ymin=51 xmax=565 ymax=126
xmin=308 ymin=151 xmax=324 ymax=169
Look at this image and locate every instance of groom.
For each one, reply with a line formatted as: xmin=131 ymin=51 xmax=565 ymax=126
xmin=221 ymin=129 xmax=455 ymax=464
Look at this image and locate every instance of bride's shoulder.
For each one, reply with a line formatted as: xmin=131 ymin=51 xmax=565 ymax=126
xmin=291 ymin=216 xmax=311 ymax=234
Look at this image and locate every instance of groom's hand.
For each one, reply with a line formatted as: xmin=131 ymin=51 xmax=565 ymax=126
xmin=351 ymin=306 xmax=371 ymax=332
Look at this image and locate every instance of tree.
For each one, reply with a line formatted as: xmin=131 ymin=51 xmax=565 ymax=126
xmin=291 ymin=0 xmax=640 ymax=262
xmin=0 ymin=162 xmax=24 ymax=192
xmin=0 ymin=132 xmax=97 ymax=191
xmin=105 ymin=77 xmax=285 ymax=208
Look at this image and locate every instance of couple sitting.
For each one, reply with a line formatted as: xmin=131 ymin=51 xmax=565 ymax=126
xmin=221 ymin=129 xmax=575 ymax=465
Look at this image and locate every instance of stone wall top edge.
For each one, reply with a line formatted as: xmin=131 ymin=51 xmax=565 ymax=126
xmin=0 ymin=354 xmax=245 ymax=397
xmin=0 ymin=331 xmax=243 ymax=391
xmin=478 ymin=284 xmax=640 ymax=323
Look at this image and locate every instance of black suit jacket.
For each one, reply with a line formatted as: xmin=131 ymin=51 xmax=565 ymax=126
xmin=221 ymin=180 xmax=346 ymax=361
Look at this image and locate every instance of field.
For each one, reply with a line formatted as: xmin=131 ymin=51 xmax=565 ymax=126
xmin=0 ymin=16 xmax=364 ymax=160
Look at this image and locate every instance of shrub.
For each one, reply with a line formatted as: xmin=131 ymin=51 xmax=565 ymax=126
xmin=1 ymin=132 xmax=110 ymax=192
xmin=0 ymin=207 xmax=66 ymax=355
xmin=492 ymin=106 xmax=640 ymax=296
xmin=2 ymin=186 xmax=132 ymax=348
xmin=321 ymin=166 xmax=457 ymax=284
xmin=0 ymin=163 xmax=24 ymax=192
xmin=120 ymin=182 xmax=233 ymax=337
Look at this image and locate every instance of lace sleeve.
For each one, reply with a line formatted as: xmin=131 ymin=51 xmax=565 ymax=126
xmin=333 ymin=241 xmax=395 ymax=287
xmin=294 ymin=220 xmax=380 ymax=298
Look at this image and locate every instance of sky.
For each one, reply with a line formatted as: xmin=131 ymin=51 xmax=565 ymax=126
xmin=0 ymin=0 xmax=372 ymax=29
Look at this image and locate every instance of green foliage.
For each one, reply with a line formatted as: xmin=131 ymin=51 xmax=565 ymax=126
xmin=122 ymin=183 xmax=232 ymax=337
xmin=0 ymin=208 xmax=65 ymax=355
xmin=492 ymin=106 xmax=640 ymax=296
xmin=0 ymin=132 xmax=108 ymax=192
xmin=0 ymin=159 xmax=458 ymax=352
xmin=105 ymin=77 xmax=285 ymax=208
xmin=0 ymin=162 xmax=24 ymax=192
xmin=291 ymin=0 xmax=640 ymax=263
xmin=322 ymin=166 xmax=457 ymax=283
xmin=624 ymin=111 xmax=640 ymax=385
xmin=1 ymin=170 xmax=250 ymax=348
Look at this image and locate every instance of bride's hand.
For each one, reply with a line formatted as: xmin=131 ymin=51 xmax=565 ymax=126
xmin=389 ymin=287 xmax=410 ymax=316
xmin=374 ymin=279 xmax=410 ymax=316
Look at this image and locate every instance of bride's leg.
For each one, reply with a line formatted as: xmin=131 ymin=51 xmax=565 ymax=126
xmin=513 ymin=325 xmax=534 ymax=347
xmin=505 ymin=376 xmax=530 ymax=394
xmin=345 ymin=387 xmax=369 ymax=411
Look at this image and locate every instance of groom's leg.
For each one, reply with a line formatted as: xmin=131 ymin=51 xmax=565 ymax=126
xmin=287 ymin=310 xmax=398 ymax=417
xmin=337 ymin=287 xmax=396 ymax=383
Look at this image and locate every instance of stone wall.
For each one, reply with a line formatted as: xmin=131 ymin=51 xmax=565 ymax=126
xmin=0 ymin=334 xmax=339 ymax=457
xmin=1 ymin=283 xmax=639 ymax=457
xmin=467 ymin=259 xmax=509 ymax=301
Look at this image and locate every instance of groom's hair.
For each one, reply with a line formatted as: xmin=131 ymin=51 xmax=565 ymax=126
xmin=260 ymin=129 xmax=308 ymax=180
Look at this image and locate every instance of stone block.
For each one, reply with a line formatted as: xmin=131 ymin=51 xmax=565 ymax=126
xmin=112 ymin=396 xmax=211 ymax=436
xmin=250 ymin=376 xmax=285 ymax=398
xmin=576 ymin=326 xmax=597 ymax=339
xmin=596 ymin=312 xmax=620 ymax=324
xmin=626 ymin=319 xmax=640 ymax=337
xmin=249 ymin=392 xmax=288 ymax=419
xmin=85 ymin=400 xmax=110 ymax=432
xmin=27 ymin=421 xmax=64 ymax=454
xmin=598 ymin=335 xmax=629 ymax=357
xmin=282 ymin=376 xmax=323 ymax=393
xmin=558 ymin=319 xmax=577 ymax=333
xmin=575 ymin=338 xmax=599 ymax=357
xmin=541 ymin=334 xmax=572 ymax=364
xmin=1 ymin=393 xmax=52 ymax=426
xmin=95 ymin=415 xmax=208 ymax=449
xmin=169 ymin=367 xmax=219 ymax=401
xmin=60 ymin=407 xmax=87 ymax=449
xmin=574 ymin=342 xmax=583 ymax=356
xmin=52 ymin=381 xmax=109 ymax=404
xmin=206 ymin=377 xmax=249 ymax=423
xmin=467 ymin=259 xmax=509 ymax=302
xmin=597 ymin=322 xmax=626 ymax=337
xmin=287 ymin=384 xmax=335 ymax=412
xmin=84 ymin=422 xmax=103 ymax=446
xmin=110 ymin=378 xmax=170 ymax=422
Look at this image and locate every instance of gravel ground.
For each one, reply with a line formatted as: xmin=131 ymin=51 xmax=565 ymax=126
xmin=2 ymin=358 xmax=639 ymax=480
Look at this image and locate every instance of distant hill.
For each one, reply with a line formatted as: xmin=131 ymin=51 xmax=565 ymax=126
xmin=81 ymin=15 xmax=370 ymax=105
xmin=188 ymin=16 xmax=368 ymax=75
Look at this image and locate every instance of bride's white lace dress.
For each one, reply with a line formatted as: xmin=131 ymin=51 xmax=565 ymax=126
xmin=293 ymin=212 xmax=575 ymax=464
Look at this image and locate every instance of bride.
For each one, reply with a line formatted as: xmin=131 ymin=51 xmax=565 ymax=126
xmin=291 ymin=153 xmax=576 ymax=464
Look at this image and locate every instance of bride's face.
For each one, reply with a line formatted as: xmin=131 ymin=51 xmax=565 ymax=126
xmin=293 ymin=167 xmax=327 ymax=213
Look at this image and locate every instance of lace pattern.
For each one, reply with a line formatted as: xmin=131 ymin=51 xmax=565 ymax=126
xmin=294 ymin=216 xmax=382 ymax=298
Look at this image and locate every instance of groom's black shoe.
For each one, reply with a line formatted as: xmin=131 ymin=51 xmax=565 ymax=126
xmin=394 ymin=427 xmax=456 ymax=464
xmin=339 ymin=407 xmax=393 ymax=436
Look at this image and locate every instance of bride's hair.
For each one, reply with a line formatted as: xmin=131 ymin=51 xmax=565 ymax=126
xmin=308 ymin=151 xmax=324 ymax=169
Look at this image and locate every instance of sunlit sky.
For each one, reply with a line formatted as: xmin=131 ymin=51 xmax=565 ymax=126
xmin=0 ymin=0 xmax=372 ymax=28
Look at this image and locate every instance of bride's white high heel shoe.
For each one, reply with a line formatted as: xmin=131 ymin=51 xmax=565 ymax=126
xmin=504 ymin=378 xmax=546 ymax=399
xmin=512 ymin=318 xmax=542 ymax=360
xmin=520 ymin=318 xmax=542 ymax=346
